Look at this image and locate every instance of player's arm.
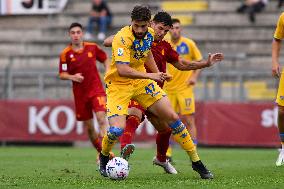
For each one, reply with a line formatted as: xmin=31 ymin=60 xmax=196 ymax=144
xmin=103 ymin=35 xmax=114 ymax=47
xmin=103 ymin=58 xmax=110 ymax=72
xmin=59 ymin=72 xmax=84 ymax=83
xmin=116 ymin=63 xmax=168 ymax=82
xmin=58 ymin=52 xmax=84 ymax=83
xmin=171 ymin=53 xmax=224 ymax=70
xmin=144 ymin=51 xmax=159 ymax=73
xmin=272 ymin=38 xmax=282 ymax=77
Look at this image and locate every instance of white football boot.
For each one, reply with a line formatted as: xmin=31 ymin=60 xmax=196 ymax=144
xmin=153 ymin=156 xmax=178 ymax=174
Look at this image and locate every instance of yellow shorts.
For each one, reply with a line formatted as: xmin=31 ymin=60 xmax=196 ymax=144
xmin=105 ymin=79 xmax=166 ymax=117
xmin=166 ymin=87 xmax=195 ymax=115
xmin=276 ymin=71 xmax=284 ymax=106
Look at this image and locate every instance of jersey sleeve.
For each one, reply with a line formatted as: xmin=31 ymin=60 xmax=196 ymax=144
xmin=190 ymin=40 xmax=203 ymax=61
xmin=274 ymin=13 xmax=284 ymax=40
xmin=59 ymin=51 xmax=69 ymax=73
xmin=112 ymin=33 xmax=132 ymax=64
xmin=165 ymin=42 xmax=179 ymax=63
xmin=95 ymin=45 xmax=107 ymax=63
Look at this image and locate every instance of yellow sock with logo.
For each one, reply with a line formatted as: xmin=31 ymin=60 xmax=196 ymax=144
xmin=101 ymin=126 xmax=124 ymax=156
xmin=170 ymin=119 xmax=200 ymax=162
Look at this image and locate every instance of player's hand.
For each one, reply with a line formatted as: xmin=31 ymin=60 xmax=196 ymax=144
xmin=72 ymin=73 xmax=84 ymax=83
xmin=147 ymin=72 xmax=171 ymax=82
xmin=272 ymin=62 xmax=281 ymax=78
xmin=206 ymin=53 xmax=224 ymax=66
xmin=162 ymin=73 xmax=173 ymax=81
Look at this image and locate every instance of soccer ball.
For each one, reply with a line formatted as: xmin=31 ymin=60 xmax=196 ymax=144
xmin=106 ymin=157 xmax=129 ymax=180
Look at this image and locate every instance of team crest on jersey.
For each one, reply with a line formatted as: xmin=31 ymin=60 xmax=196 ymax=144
xmin=280 ymin=96 xmax=284 ymax=100
xmin=118 ymin=48 xmax=124 ymax=56
xmin=177 ymin=42 xmax=189 ymax=55
xmin=88 ymin=52 xmax=93 ymax=58
xmin=70 ymin=54 xmax=74 ymax=58
xmin=161 ymin=49 xmax=165 ymax=55
xmin=132 ymin=32 xmax=153 ymax=60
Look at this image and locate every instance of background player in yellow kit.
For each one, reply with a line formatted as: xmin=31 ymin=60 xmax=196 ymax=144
xmin=164 ymin=18 xmax=202 ymax=161
xmin=272 ymin=12 xmax=284 ymax=166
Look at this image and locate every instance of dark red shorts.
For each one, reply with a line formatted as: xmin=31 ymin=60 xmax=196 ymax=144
xmin=74 ymin=95 xmax=106 ymax=121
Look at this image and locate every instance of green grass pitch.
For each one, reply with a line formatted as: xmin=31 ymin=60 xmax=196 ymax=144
xmin=0 ymin=147 xmax=283 ymax=189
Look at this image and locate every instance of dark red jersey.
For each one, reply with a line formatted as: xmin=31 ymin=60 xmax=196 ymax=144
xmin=59 ymin=42 xmax=107 ymax=99
xmin=146 ymin=40 xmax=179 ymax=88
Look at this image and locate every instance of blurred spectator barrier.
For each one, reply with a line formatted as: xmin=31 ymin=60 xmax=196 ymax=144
xmin=0 ymin=100 xmax=279 ymax=147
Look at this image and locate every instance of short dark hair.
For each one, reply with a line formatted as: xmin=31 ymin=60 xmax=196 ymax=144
xmin=172 ymin=18 xmax=181 ymax=25
xmin=69 ymin=22 xmax=83 ymax=31
xmin=131 ymin=5 xmax=151 ymax=22
xmin=153 ymin=11 xmax=173 ymax=26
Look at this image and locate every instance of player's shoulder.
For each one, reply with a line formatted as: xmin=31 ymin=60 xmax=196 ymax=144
xmin=278 ymin=12 xmax=284 ymax=21
xmin=84 ymin=41 xmax=98 ymax=47
xmin=181 ymin=36 xmax=196 ymax=45
xmin=60 ymin=45 xmax=72 ymax=56
xmin=113 ymin=26 xmax=133 ymax=44
xmin=160 ymin=40 xmax=172 ymax=48
xmin=116 ymin=26 xmax=133 ymax=37
xmin=84 ymin=41 xmax=102 ymax=50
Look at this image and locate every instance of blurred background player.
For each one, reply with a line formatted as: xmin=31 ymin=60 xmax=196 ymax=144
xmin=164 ymin=18 xmax=202 ymax=162
xmin=101 ymin=7 xmax=221 ymax=178
xmin=272 ymin=12 xmax=284 ymax=166
xmin=59 ymin=22 xmax=110 ymax=163
xmin=84 ymin=0 xmax=112 ymax=41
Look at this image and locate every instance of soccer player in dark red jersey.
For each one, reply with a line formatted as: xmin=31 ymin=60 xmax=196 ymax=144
xmin=59 ymin=22 xmax=110 ymax=162
xmin=103 ymin=12 xmax=223 ymax=178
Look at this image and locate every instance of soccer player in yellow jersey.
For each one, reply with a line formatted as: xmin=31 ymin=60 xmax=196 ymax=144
xmin=272 ymin=12 xmax=284 ymax=166
xmin=99 ymin=5 xmax=223 ymax=179
xmin=164 ymin=18 xmax=202 ymax=160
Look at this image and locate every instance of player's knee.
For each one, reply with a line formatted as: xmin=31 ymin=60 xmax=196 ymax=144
xmin=168 ymin=119 xmax=186 ymax=135
xmin=167 ymin=111 xmax=179 ymax=122
xmin=83 ymin=120 xmax=93 ymax=129
xmin=97 ymin=116 xmax=107 ymax=126
xmin=107 ymin=126 xmax=124 ymax=140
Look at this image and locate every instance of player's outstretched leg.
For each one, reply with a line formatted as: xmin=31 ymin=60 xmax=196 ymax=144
xmin=148 ymin=97 xmax=213 ymax=179
xmin=153 ymin=127 xmax=177 ymax=174
xmin=99 ymin=126 xmax=124 ymax=176
xmin=169 ymin=119 xmax=213 ymax=179
xmin=121 ymin=144 xmax=135 ymax=161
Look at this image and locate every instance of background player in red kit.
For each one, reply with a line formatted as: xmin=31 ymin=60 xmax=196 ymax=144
xmin=59 ymin=22 xmax=110 ymax=161
xmin=104 ymin=12 xmax=223 ymax=177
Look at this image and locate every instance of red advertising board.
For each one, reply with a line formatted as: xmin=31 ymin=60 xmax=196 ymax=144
xmin=0 ymin=100 xmax=280 ymax=147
